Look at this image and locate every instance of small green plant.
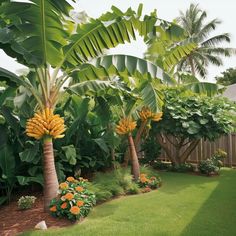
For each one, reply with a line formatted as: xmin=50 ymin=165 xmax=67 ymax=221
xmin=49 ymin=177 xmax=96 ymax=221
xmin=127 ymin=182 xmax=140 ymax=194
xmin=18 ymin=196 xmax=37 ymax=210
xmin=211 ymin=149 xmax=227 ymax=169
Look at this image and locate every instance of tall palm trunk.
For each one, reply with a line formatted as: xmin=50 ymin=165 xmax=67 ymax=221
xmin=128 ymin=133 xmax=140 ymax=181
xmin=43 ymin=137 xmax=59 ymax=211
xmin=188 ymin=57 xmax=196 ymax=76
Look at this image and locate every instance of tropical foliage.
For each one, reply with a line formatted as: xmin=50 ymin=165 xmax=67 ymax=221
xmin=0 ymin=0 xmax=186 ymax=209
xmin=152 ymin=87 xmax=234 ymax=165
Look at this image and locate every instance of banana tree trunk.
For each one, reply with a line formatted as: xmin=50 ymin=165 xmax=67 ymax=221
xmin=43 ymin=137 xmax=59 ymax=211
xmin=123 ymin=120 xmax=148 ymax=167
xmin=128 ymin=133 xmax=140 ymax=181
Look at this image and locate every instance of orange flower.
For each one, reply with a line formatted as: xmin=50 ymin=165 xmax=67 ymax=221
xmin=70 ymin=206 xmax=80 ymax=215
xmin=64 ymin=192 xmax=74 ymax=200
xmin=50 ymin=205 xmax=57 ymax=212
xmin=75 ymin=186 xmax=84 ymax=192
xmin=140 ymin=177 xmax=148 ymax=183
xmin=61 ymin=202 xmax=67 ymax=209
xmin=77 ymin=200 xmax=84 ymax=207
xmin=140 ymin=173 xmax=146 ymax=178
xmin=66 ymin=176 xmax=75 ymax=182
xmin=59 ymin=182 xmax=68 ymax=190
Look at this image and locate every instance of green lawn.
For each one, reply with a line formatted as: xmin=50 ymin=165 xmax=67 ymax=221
xmin=22 ymin=168 xmax=236 ymax=236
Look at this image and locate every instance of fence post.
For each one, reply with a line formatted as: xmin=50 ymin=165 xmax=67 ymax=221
xmin=228 ymin=133 xmax=233 ymax=167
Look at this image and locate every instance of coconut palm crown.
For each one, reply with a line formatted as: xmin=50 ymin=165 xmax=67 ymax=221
xmin=176 ymin=3 xmax=236 ymax=78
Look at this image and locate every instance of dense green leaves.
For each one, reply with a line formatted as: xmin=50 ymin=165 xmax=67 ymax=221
xmin=0 ymin=145 xmax=15 ymax=182
xmin=215 ymin=67 xmax=236 ymax=86
xmin=154 ymin=88 xmax=234 ymax=140
xmin=0 ymin=0 xmax=74 ymax=66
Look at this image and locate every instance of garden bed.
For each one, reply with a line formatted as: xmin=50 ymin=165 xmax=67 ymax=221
xmin=0 ymin=193 xmax=74 ymax=236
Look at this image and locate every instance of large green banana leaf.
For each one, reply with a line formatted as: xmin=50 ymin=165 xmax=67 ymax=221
xmin=71 ymin=54 xmax=175 ymax=85
xmin=68 ymin=55 xmax=168 ymax=112
xmin=0 ymin=0 xmax=74 ymax=66
xmin=0 ymin=1 xmax=184 ymax=69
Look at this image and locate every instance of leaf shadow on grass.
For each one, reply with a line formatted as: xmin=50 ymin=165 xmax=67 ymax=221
xmin=180 ymin=169 xmax=236 ymax=236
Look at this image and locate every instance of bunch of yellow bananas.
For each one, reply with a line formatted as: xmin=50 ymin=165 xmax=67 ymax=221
xmin=26 ymin=107 xmax=66 ymax=140
xmin=151 ymin=112 xmax=163 ymax=122
xmin=115 ymin=118 xmax=136 ymax=135
xmin=139 ymin=106 xmax=163 ymax=122
xmin=138 ymin=106 xmax=153 ymax=121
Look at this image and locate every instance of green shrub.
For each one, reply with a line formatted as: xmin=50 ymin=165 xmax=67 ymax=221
xmin=127 ymin=182 xmax=140 ymax=194
xmin=198 ymin=159 xmax=219 ymax=175
xmin=49 ymin=177 xmax=96 ymax=221
xmin=87 ymin=166 xmax=161 ymax=202
xmin=153 ymin=161 xmax=172 ymax=170
xmin=18 ymin=196 xmax=36 ymax=210
xmin=198 ymin=149 xmax=227 ymax=175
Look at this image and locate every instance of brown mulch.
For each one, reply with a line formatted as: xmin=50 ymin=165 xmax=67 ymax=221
xmin=0 ymin=193 xmax=75 ymax=236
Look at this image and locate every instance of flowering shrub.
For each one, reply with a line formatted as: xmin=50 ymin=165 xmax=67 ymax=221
xmin=49 ymin=176 xmax=96 ymax=221
xmin=138 ymin=173 xmax=161 ymax=190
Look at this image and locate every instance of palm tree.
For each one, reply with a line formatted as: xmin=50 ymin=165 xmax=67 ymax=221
xmin=0 ymin=1 xmax=183 ymax=210
xmin=176 ymin=3 xmax=235 ymax=78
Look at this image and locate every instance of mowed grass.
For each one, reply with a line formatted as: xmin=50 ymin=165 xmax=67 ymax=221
xmin=22 ymin=168 xmax=236 ymax=236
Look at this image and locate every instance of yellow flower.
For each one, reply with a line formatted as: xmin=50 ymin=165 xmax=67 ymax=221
xmin=77 ymin=201 xmax=84 ymax=207
xmin=66 ymin=176 xmax=75 ymax=182
xmin=59 ymin=182 xmax=68 ymax=190
xmin=64 ymin=192 xmax=74 ymax=200
xmin=70 ymin=206 xmax=80 ymax=215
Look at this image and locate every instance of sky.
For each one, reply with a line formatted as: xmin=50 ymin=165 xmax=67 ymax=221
xmin=0 ymin=0 xmax=236 ymax=81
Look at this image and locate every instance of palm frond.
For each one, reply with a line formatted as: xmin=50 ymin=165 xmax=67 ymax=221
xmin=201 ymin=33 xmax=231 ymax=46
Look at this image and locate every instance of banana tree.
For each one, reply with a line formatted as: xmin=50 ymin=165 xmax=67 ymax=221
xmin=0 ymin=1 xmax=185 ymax=210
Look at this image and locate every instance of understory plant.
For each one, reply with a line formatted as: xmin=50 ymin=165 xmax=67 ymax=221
xmin=49 ymin=177 xmax=96 ymax=221
xmin=18 ymin=196 xmax=37 ymax=210
xmin=198 ymin=149 xmax=227 ymax=175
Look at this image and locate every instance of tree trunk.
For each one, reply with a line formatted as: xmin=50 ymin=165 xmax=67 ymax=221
xmin=128 ymin=133 xmax=140 ymax=181
xmin=180 ymin=139 xmax=200 ymax=163
xmin=188 ymin=57 xmax=196 ymax=76
xmin=122 ymin=120 xmax=148 ymax=167
xmin=43 ymin=137 xmax=59 ymax=211
xmin=156 ymin=133 xmax=175 ymax=162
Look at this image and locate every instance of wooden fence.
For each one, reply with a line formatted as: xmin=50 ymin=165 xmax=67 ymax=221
xmin=159 ymin=133 xmax=236 ymax=167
